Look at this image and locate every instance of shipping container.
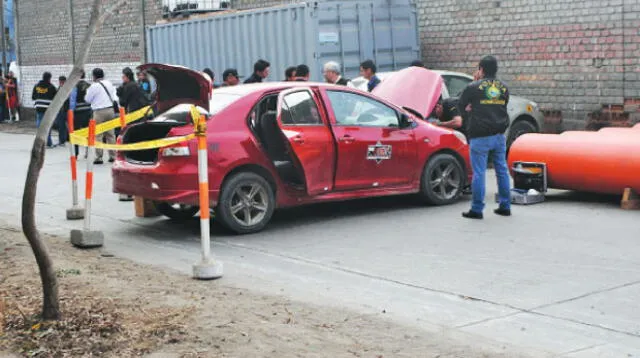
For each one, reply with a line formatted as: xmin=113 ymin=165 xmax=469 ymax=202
xmin=146 ymin=0 xmax=420 ymax=83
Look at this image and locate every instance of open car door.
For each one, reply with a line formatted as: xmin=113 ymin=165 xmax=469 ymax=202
xmin=276 ymin=88 xmax=336 ymax=196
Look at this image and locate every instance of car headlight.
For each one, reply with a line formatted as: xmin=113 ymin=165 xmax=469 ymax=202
xmin=453 ymin=130 xmax=467 ymax=145
xmin=161 ymin=146 xmax=191 ymax=157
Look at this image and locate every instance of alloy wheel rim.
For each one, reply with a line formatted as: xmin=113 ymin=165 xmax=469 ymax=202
xmin=230 ymin=183 xmax=269 ymax=227
xmin=429 ymin=162 xmax=461 ymax=200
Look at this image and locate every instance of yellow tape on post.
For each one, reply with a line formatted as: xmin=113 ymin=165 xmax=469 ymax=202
xmin=71 ymin=106 xmax=152 ymax=139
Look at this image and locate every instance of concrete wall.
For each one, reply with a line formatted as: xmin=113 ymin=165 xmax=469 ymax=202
xmin=417 ymin=0 xmax=640 ymax=123
xmin=16 ymin=0 xmax=164 ymax=108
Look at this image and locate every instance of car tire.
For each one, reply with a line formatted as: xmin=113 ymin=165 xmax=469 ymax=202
xmin=507 ymin=120 xmax=537 ymax=150
xmin=155 ymin=202 xmax=200 ymax=220
xmin=419 ymin=153 xmax=464 ymax=205
xmin=216 ymin=172 xmax=275 ymax=235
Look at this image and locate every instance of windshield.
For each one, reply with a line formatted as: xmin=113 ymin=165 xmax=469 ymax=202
xmin=210 ymin=93 xmax=242 ymax=115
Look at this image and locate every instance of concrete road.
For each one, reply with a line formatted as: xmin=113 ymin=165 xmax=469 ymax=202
xmin=2 ymin=132 xmax=640 ymax=357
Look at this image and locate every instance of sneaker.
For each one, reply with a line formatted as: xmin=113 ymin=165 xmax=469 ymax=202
xmin=462 ymin=211 xmax=483 ymax=220
xmin=94 ymin=159 xmax=104 ymax=165
xmin=494 ymin=207 xmax=511 ymax=216
xmin=108 ymin=158 xmax=115 ymax=163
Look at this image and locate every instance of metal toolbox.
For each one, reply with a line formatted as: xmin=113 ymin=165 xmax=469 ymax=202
xmin=495 ymin=162 xmax=547 ymax=205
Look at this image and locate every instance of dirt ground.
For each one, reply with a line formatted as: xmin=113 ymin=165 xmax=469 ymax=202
xmin=0 ymin=224 xmax=529 ymax=358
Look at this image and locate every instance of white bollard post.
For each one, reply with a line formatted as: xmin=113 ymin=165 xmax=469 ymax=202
xmin=71 ymin=119 xmax=104 ymax=248
xmin=66 ymin=110 xmax=84 ymax=220
xmin=192 ymin=114 xmax=223 ymax=280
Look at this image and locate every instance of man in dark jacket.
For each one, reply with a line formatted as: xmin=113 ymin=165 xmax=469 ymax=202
xmin=119 ymin=67 xmax=148 ymax=113
xmin=323 ymin=61 xmax=349 ymax=85
xmin=69 ymin=70 xmax=92 ymax=158
xmin=458 ymin=55 xmax=511 ymax=220
xmin=32 ymin=72 xmax=57 ymax=147
xmin=244 ymin=59 xmax=270 ymax=84
xmin=294 ymin=64 xmax=310 ymax=81
xmin=359 ymin=60 xmax=380 ymax=92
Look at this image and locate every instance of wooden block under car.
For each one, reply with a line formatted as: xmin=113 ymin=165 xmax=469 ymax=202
xmin=134 ymin=197 xmax=160 ymax=217
xmin=621 ymin=188 xmax=640 ymax=210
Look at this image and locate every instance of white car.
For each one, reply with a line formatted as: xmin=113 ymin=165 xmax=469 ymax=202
xmin=349 ymin=70 xmax=544 ymax=149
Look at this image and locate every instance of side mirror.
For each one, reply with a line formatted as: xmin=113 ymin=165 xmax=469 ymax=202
xmin=399 ymin=113 xmax=412 ymax=128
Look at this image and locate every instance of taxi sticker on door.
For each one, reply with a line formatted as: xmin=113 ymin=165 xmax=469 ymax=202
xmin=367 ymin=141 xmax=392 ymax=164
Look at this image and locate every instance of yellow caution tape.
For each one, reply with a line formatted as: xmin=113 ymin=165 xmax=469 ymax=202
xmin=72 ymin=133 xmax=196 ymax=151
xmin=69 ymin=105 xmax=203 ymax=151
xmin=72 ymin=106 xmax=152 ymax=139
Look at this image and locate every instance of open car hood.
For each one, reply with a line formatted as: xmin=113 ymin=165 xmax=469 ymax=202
xmin=371 ymin=67 xmax=443 ymax=119
xmin=138 ymin=63 xmax=211 ymax=113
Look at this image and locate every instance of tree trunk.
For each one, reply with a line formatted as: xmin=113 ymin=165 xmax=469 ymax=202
xmin=21 ymin=0 xmax=129 ymax=321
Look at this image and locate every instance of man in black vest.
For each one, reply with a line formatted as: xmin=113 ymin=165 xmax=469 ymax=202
xmin=458 ymin=56 xmax=512 ymax=219
xmin=69 ymin=70 xmax=93 ymax=158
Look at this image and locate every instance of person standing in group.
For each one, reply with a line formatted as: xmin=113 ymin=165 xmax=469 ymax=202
xmin=54 ymin=75 xmax=69 ymax=146
xmin=137 ymin=70 xmax=152 ymax=101
xmin=0 ymin=70 xmax=5 ymax=123
xmin=84 ymin=68 xmax=118 ymax=164
xmin=284 ymin=66 xmax=296 ymax=81
xmin=359 ymin=60 xmax=380 ymax=92
xmin=32 ymin=72 xmax=57 ymax=147
xmin=244 ymin=59 xmax=270 ymax=83
xmin=220 ymin=69 xmax=240 ymax=87
xmin=119 ymin=67 xmax=149 ymax=114
xmin=294 ymin=64 xmax=310 ymax=81
xmin=6 ymin=71 xmax=19 ymax=122
xmin=323 ymin=61 xmax=349 ymax=85
xmin=69 ymin=70 xmax=92 ymax=158
xmin=458 ymin=55 xmax=511 ymax=219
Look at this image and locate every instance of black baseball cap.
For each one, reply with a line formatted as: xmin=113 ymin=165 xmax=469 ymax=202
xmin=222 ymin=68 xmax=240 ymax=81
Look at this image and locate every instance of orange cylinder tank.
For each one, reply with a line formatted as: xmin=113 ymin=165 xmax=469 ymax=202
xmin=508 ymin=129 xmax=640 ymax=195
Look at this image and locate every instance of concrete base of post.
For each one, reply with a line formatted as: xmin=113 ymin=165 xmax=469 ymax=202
xmin=70 ymin=229 xmax=104 ymax=248
xmin=66 ymin=207 xmax=85 ymax=220
xmin=192 ymin=259 xmax=223 ymax=280
xmin=118 ymin=194 xmax=134 ymax=202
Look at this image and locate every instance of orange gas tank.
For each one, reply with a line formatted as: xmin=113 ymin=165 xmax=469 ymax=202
xmin=508 ymin=130 xmax=640 ymax=195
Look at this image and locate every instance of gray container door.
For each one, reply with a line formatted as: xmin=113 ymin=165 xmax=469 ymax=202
xmin=315 ymin=0 xmax=419 ymax=81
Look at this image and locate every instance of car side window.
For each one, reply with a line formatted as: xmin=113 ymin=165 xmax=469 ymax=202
xmin=326 ymin=91 xmax=399 ymax=127
xmin=443 ymin=75 xmax=472 ymax=98
xmin=280 ymin=91 xmax=322 ymax=125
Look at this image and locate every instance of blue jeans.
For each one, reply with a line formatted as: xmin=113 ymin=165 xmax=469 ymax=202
xmin=35 ymin=111 xmax=53 ymax=147
xmin=55 ymin=110 xmax=68 ymax=144
xmin=469 ymin=133 xmax=511 ymax=213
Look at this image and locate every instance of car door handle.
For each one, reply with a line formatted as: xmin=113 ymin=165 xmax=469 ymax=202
xmin=339 ymin=135 xmax=354 ymax=143
xmin=292 ymin=135 xmax=305 ymax=144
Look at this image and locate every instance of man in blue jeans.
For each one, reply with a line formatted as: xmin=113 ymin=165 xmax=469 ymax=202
xmin=458 ymin=56 xmax=511 ymax=219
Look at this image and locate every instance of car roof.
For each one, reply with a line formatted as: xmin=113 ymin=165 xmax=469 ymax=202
xmin=213 ymin=81 xmax=345 ymax=96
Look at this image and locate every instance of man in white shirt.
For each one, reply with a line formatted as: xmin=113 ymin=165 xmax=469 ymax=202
xmin=84 ymin=68 xmax=118 ymax=164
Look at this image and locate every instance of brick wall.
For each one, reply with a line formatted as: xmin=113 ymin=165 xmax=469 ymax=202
xmin=16 ymin=0 xmax=164 ymax=109
xmin=418 ymin=0 xmax=640 ymax=124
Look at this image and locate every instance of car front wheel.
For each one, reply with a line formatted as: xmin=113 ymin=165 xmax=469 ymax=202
xmin=216 ymin=172 xmax=275 ymax=235
xmin=420 ymin=153 xmax=464 ymax=205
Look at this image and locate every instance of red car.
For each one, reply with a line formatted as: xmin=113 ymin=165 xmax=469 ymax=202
xmin=113 ymin=64 xmax=470 ymax=234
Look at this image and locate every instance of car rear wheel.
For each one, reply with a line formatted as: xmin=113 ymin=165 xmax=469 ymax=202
xmin=420 ymin=153 xmax=464 ymax=205
xmin=507 ymin=120 xmax=537 ymax=150
xmin=216 ymin=172 xmax=275 ymax=235
xmin=155 ymin=202 xmax=200 ymax=220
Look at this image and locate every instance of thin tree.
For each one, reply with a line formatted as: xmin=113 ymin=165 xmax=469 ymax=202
xmin=21 ymin=0 xmax=128 ymax=320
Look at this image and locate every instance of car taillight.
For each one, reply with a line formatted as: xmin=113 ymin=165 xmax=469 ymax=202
xmin=161 ymin=146 xmax=191 ymax=157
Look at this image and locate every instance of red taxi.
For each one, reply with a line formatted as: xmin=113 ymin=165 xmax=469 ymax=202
xmin=112 ymin=64 xmax=470 ymax=234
